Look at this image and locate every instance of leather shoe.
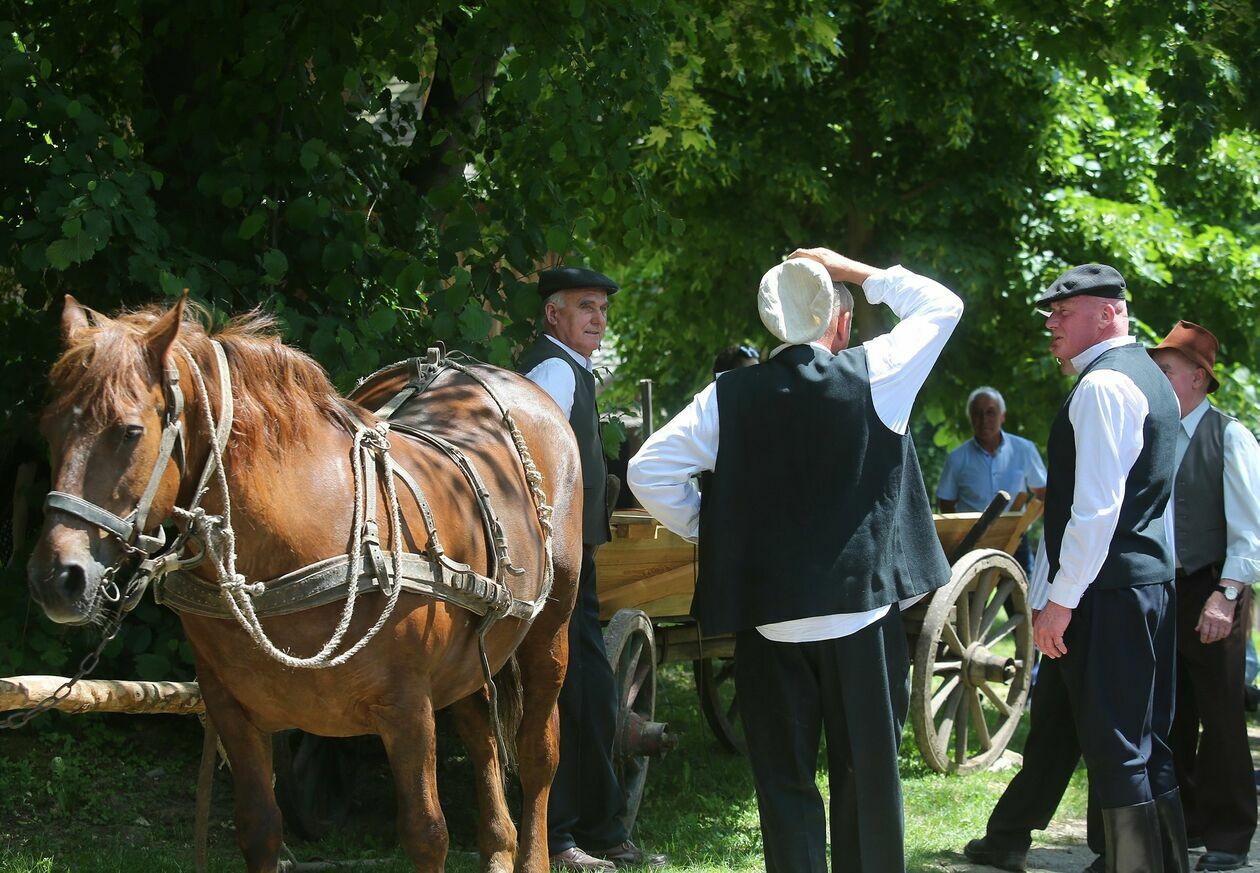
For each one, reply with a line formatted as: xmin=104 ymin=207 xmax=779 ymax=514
xmin=1082 ymin=854 xmax=1105 ymax=873
xmin=551 ymin=847 xmax=615 ymax=871
xmin=963 ymin=837 xmax=1027 ymax=872
xmin=1197 ymin=851 xmax=1248 ymax=871
xmin=591 ymin=840 xmax=668 ymax=869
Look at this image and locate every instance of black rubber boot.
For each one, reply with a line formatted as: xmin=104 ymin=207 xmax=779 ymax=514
xmin=1103 ymin=800 xmax=1163 ymax=873
xmin=1154 ymin=789 xmax=1190 ymax=873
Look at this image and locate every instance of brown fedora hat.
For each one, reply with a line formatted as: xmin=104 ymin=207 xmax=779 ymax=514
xmin=1152 ymin=320 xmax=1220 ymax=393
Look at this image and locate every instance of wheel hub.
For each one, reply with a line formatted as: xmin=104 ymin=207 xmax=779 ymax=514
xmin=963 ymin=642 xmax=1016 ymax=686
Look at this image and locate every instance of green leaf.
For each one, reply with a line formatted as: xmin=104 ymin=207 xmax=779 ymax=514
xmin=238 ymin=211 xmax=267 ymax=240
xmin=220 ymin=186 xmax=244 ymax=208
xmin=368 ymin=307 xmax=397 ymax=334
xmin=112 ymin=136 xmax=128 ymax=159
xmin=545 ymin=226 xmax=569 ymax=253
xmin=261 ymin=248 xmax=288 ymax=278
xmin=549 ymin=141 xmax=567 ymax=162
xmin=60 ymin=217 xmax=82 ymax=238
xmin=90 ymin=180 xmax=121 ymax=208
xmin=300 ymin=139 xmax=326 ymax=171
xmin=65 ymin=99 xmax=81 ymax=118
xmin=570 ymin=0 xmax=585 ymax=16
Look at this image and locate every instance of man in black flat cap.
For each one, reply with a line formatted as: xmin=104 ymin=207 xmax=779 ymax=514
xmin=964 ymin=264 xmax=1188 ymax=873
xmin=519 ymin=266 xmax=666 ymax=871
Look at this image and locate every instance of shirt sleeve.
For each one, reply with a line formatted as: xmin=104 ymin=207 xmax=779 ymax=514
xmin=1027 ymin=538 xmax=1050 ymax=609
xmin=862 ymin=265 xmax=965 ymax=435
xmin=1046 ymin=369 xmax=1149 ymax=609
xmin=1222 ymin=420 xmax=1260 ymax=585
xmin=627 ymin=382 xmax=721 ymax=543
xmin=1025 ymin=440 xmax=1048 ymax=490
xmin=937 ymin=448 xmax=961 ymax=501
xmin=524 ymin=358 xmax=577 ymax=419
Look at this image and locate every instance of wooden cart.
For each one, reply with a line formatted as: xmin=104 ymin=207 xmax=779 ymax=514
xmin=595 ymin=494 xmax=1043 ymax=828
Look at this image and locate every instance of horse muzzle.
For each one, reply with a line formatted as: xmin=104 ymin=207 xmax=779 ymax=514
xmin=27 ymin=557 xmax=107 ymax=626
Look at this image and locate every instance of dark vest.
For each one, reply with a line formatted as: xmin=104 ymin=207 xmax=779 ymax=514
xmin=694 ymin=344 xmax=950 ymax=635
xmin=1174 ymin=404 xmax=1230 ymax=575
xmin=1043 ymin=343 xmax=1178 ymax=591
xmin=518 ymin=336 xmax=609 ymax=545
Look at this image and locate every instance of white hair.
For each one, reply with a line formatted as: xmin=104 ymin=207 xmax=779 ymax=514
xmin=967 ymin=386 xmax=1006 ymax=415
xmin=543 ymin=291 xmax=568 ymax=311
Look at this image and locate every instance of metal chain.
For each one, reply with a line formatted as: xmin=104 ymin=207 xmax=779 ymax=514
xmin=0 ymin=575 xmax=128 ymax=730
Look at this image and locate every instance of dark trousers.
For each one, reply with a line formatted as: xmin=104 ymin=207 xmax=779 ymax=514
xmin=1168 ymin=565 xmax=1257 ymax=854
xmin=736 ymin=605 xmax=910 ymax=873
xmin=548 ymin=546 xmax=628 ymax=855
xmin=986 ymin=582 xmax=1178 ymax=852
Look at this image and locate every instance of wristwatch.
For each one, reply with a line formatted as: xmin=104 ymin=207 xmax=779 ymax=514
xmin=1215 ymin=584 xmax=1241 ymax=602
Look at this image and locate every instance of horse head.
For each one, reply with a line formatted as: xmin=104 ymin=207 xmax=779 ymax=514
xmin=28 ymin=295 xmax=188 ymax=625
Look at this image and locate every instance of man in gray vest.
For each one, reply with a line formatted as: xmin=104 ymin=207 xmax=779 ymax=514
xmin=1147 ymin=321 xmax=1260 ymax=871
xmin=630 ymin=247 xmax=962 ymax=872
xmin=964 ymin=264 xmax=1187 ymax=873
xmin=519 ymin=266 xmax=665 ymax=871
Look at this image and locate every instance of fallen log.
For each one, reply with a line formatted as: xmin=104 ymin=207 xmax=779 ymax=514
xmin=0 ymin=675 xmax=204 ymax=715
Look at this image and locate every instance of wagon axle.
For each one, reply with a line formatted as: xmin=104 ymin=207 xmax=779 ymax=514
xmin=621 ymin=710 xmax=678 ymax=758
xmin=963 ymin=643 xmax=1018 ymax=686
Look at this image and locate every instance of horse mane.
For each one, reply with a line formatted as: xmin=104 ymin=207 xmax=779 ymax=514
xmin=46 ymin=302 xmax=354 ymax=464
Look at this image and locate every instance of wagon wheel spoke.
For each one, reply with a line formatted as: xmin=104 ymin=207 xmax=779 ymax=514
xmin=979 ymin=679 xmax=1014 ymax=718
xmin=714 ymin=660 xmax=735 ymax=685
xmin=968 ymin=687 xmax=992 ymax=752
xmin=972 ymin=568 xmax=999 ymax=641
xmin=984 ymin=613 xmax=1024 ymax=646
xmin=956 ymin=594 xmax=972 ymax=645
xmin=979 ymin=578 xmax=1014 ymax=639
xmin=942 ymin=618 xmax=967 ymax=655
xmin=623 ymin=638 xmax=647 ymax=702
xmin=934 ymin=685 xmax=963 ymax=762
xmin=931 ymin=675 xmax=961 ymax=719
xmin=933 ymin=660 xmax=963 ymax=675
xmin=953 ymin=690 xmax=971 ymax=765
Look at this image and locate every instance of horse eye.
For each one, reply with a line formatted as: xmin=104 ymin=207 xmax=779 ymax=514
xmin=123 ymin=424 xmax=144 ymax=442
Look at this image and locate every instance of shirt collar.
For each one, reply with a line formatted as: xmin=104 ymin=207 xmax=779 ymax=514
xmin=544 ymin=333 xmax=594 ymax=372
xmin=1069 ymin=334 xmax=1134 ymax=374
xmin=769 ymin=341 xmax=831 ymax=359
xmin=1181 ymin=397 xmax=1212 ymax=438
xmin=971 ymin=431 xmax=1007 ymax=456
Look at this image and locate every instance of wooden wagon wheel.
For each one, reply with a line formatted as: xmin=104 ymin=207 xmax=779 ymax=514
xmin=603 ymin=608 xmax=667 ymax=834
xmin=910 ymin=548 xmax=1033 ymax=774
xmin=272 ymin=730 xmax=359 ymax=841
xmin=693 ymin=656 xmax=745 ymax=754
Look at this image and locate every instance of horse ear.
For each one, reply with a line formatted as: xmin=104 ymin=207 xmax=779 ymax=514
xmin=144 ymin=295 xmax=187 ymax=370
xmin=61 ymin=295 xmax=91 ymax=346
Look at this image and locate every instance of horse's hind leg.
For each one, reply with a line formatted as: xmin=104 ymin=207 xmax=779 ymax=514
xmin=512 ymin=613 xmax=569 ymax=873
xmin=199 ymin=676 xmax=283 ymax=872
xmin=374 ymin=694 xmax=448 ymax=872
xmin=451 ymin=690 xmax=518 ymax=873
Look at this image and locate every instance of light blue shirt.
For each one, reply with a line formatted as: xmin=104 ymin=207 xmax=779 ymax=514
xmin=937 ymin=431 xmax=1047 ymax=512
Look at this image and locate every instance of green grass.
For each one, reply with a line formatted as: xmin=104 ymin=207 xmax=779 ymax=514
xmin=0 ymin=663 xmax=1091 ymax=872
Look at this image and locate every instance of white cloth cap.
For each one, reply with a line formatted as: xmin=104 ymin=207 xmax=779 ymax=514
xmin=757 ymin=258 xmax=837 ymax=345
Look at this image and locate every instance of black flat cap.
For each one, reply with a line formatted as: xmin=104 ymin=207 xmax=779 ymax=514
xmin=1035 ymin=263 xmax=1127 ymax=307
xmin=537 ymin=266 xmax=619 ymax=298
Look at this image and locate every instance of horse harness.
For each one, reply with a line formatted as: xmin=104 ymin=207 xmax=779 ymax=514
xmin=42 ymin=341 xmax=556 ymax=681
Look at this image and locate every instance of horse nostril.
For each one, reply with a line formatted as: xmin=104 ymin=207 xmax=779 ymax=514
xmin=55 ymin=562 xmax=88 ymax=604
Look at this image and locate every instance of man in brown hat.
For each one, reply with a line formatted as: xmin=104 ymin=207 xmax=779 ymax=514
xmin=1146 ymin=321 xmax=1260 ymax=871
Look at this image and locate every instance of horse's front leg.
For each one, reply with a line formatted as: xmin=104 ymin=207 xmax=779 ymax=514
xmin=199 ymin=676 xmax=283 ymax=873
xmin=451 ymin=688 xmax=518 ymax=873
xmin=374 ymin=693 xmax=448 ymax=872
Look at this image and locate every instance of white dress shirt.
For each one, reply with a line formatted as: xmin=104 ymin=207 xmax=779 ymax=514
xmin=1027 ymin=335 xmax=1177 ymax=610
xmin=523 ymin=334 xmax=591 ymax=418
xmin=1176 ymin=398 xmax=1260 ymax=585
xmin=628 ymin=265 xmax=963 ymax=642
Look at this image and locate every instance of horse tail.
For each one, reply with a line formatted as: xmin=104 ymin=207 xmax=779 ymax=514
xmin=493 ymin=654 xmax=523 ymax=772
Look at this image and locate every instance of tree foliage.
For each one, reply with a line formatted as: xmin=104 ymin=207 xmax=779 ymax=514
xmin=2 ymin=1 xmax=1259 ymax=682
xmin=601 ymin=0 xmax=1260 ymax=454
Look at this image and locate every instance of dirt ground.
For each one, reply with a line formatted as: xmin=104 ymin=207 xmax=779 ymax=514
xmin=944 ymin=726 xmax=1260 ymax=872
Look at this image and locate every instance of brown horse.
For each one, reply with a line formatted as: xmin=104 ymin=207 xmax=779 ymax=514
xmin=27 ymin=296 xmax=583 ymax=873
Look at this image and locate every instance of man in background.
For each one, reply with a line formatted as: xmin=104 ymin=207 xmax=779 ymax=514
xmin=519 ymin=266 xmax=666 ymax=871
xmin=937 ymin=385 xmax=1046 ymax=575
